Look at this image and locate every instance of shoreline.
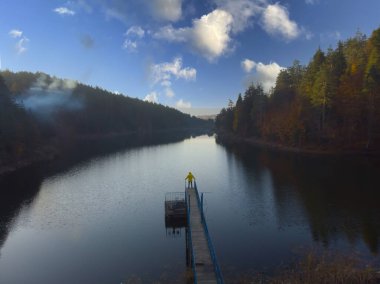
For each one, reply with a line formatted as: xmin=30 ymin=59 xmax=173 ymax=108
xmin=0 ymin=144 xmax=59 ymax=176
xmin=215 ymin=132 xmax=380 ymax=157
xmin=0 ymin=128 xmax=213 ymax=176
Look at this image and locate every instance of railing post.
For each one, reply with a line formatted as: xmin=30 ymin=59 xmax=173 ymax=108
xmin=201 ymin=193 xmax=204 ymax=221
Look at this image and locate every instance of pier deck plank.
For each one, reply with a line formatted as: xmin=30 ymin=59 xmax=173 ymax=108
xmin=186 ymin=187 xmax=218 ymax=284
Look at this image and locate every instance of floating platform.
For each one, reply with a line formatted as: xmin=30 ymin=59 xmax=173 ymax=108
xmin=165 ymin=192 xmax=187 ymax=228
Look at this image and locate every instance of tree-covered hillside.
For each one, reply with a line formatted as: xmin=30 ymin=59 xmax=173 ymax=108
xmin=216 ymin=28 xmax=380 ymax=152
xmin=0 ymin=71 xmax=211 ymax=169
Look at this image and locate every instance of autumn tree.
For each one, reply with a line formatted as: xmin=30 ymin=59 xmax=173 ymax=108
xmin=216 ymin=27 xmax=380 ymax=152
xmin=364 ymin=28 xmax=380 ymax=148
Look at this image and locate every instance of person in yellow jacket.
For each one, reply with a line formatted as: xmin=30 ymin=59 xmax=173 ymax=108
xmin=185 ymin=172 xmax=195 ymax=188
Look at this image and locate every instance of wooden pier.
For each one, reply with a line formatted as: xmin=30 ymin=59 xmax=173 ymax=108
xmin=164 ymin=183 xmax=223 ymax=283
xmin=185 ymin=183 xmax=223 ymax=284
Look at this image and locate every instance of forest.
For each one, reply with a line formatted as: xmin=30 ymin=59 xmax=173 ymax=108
xmin=0 ymin=71 xmax=211 ymax=171
xmin=216 ymin=28 xmax=380 ymax=152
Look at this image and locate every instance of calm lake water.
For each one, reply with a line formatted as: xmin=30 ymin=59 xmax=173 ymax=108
xmin=1 ymin=134 xmax=380 ymax=283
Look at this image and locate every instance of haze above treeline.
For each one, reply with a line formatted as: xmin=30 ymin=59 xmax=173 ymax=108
xmin=216 ymin=27 xmax=380 ymax=153
xmin=0 ymin=71 xmax=211 ymax=172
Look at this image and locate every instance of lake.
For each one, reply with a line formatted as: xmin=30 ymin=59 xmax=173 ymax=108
xmin=0 ymin=134 xmax=379 ymax=283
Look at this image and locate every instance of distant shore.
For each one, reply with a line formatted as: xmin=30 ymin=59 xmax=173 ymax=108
xmin=215 ymin=132 xmax=380 ymax=156
xmin=0 ymin=128 xmax=213 ymax=176
xmin=0 ymin=144 xmax=59 ymax=176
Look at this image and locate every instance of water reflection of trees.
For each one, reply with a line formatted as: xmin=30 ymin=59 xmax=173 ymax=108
xmin=221 ymin=142 xmax=380 ymax=254
xmin=0 ymin=131 xmax=208 ymax=254
xmin=0 ymin=167 xmax=43 ymax=251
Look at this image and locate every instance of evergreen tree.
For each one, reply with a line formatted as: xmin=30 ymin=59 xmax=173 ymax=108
xmin=216 ymin=27 xmax=380 ymax=152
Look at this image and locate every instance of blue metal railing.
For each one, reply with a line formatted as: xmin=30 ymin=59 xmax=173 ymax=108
xmin=194 ymin=182 xmax=224 ymax=284
xmin=185 ymin=192 xmax=198 ymax=284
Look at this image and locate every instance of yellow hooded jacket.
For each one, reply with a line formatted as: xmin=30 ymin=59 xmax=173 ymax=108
xmin=185 ymin=172 xmax=195 ymax=182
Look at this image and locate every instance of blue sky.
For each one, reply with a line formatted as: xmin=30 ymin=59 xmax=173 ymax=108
xmin=0 ymin=0 xmax=379 ymax=115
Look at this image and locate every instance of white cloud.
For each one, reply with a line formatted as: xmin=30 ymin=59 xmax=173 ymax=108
xmin=144 ymin=91 xmax=159 ymax=103
xmin=261 ymin=3 xmax=300 ymax=40
xmin=123 ymin=26 xmax=145 ymax=52
xmin=9 ymin=29 xmax=23 ymax=38
xmin=154 ymin=9 xmax=233 ymax=61
xmin=241 ymin=59 xmax=256 ymax=73
xmin=149 ymin=0 xmax=182 ymax=22
xmin=16 ymin=38 xmax=29 ymax=54
xmin=54 ymin=7 xmax=76 ymax=16
xmin=154 ymin=25 xmax=188 ymax=42
xmin=148 ymin=58 xmax=195 ymax=101
xmin=244 ymin=60 xmax=284 ymax=92
xmin=16 ymin=37 xmax=29 ymax=54
xmin=150 ymin=57 xmax=196 ymax=86
xmin=126 ymin=26 xmax=145 ymax=38
xmin=176 ymin=99 xmax=191 ymax=108
xmin=123 ymin=39 xmax=138 ymax=52
xmin=9 ymin=29 xmax=29 ymax=54
xmin=214 ymin=0 xmax=263 ymax=33
xmin=191 ymin=9 xmax=233 ymax=61
xmin=154 ymin=1 xmax=304 ymax=55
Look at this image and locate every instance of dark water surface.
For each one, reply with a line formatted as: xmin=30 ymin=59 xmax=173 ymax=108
xmin=1 ymin=135 xmax=379 ymax=283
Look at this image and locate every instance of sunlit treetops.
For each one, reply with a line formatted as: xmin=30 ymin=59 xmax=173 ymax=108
xmin=216 ymin=27 xmax=380 ymax=151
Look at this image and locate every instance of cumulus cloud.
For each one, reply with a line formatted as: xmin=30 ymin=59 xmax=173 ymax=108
xmin=54 ymin=7 xmax=76 ymax=16
xmin=176 ymin=99 xmax=191 ymax=108
xmin=243 ymin=59 xmax=284 ymax=92
xmin=241 ymin=59 xmax=256 ymax=73
xmin=126 ymin=26 xmax=145 ymax=38
xmin=214 ymin=0 xmax=263 ymax=33
xmin=9 ymin=29 xmax=23 ymax=38
xmin=150 ymin=57 xmax=196 ymax=86
xmin=148 ymin=57 xmax=195 ymax=102
xmin=154 ymin=1 xmax=304 ymax=56
xmin=191 ymin=9 xmax=233 ymax=61
xmin=149 ymin=0 xmax=182 ymax=22
xmin=154 ymin=9 xmax=233 ymax=61
xmin=261 ymin=3 xmax=300 ymax=40
xmin=144 ymin=91 xmax=159 ymax=103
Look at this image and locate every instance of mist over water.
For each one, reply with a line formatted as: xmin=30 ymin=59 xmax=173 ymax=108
xmin=0 ymin=135 xmax=379 ymax=283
